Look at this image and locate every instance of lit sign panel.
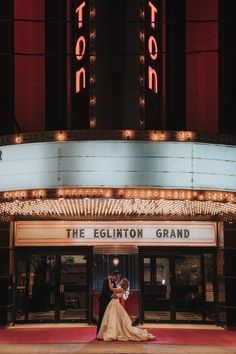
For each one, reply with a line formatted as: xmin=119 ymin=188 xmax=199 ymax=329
xmin=15 ymin=221 xmax=217 ymax=247
xmin=145 ymin=0 xmax=160 ymax=128
xmin=73 ymin=0 xmax=90 ymax=128
xmin=0 ymin=141 xmax=235 ymax=192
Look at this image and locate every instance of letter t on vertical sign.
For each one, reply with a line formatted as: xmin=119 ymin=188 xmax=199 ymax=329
xmin=72 ymin=0 xmax=90 ymax=128
xmin=145 ymin=0 xmax=161 ymax=129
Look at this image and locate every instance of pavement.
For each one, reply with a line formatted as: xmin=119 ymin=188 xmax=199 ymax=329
xmin=0 ymin=324 xmax=236 ymax=354
xmin=0 ymin=343 xmax=236 ymax=354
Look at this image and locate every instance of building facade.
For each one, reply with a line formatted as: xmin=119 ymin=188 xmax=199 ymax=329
xmin=0 ymin=0 xmax=236 ymax=327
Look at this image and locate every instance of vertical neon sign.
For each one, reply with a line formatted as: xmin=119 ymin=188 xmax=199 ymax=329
xmin=143 ymin=0 xmax=160 ymax=129
xmin=73 ymin=0 xmax=90 ymax=128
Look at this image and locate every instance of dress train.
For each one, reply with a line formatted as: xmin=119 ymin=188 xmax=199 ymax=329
xmin=97 ymin=298 xmax=155 ymax=341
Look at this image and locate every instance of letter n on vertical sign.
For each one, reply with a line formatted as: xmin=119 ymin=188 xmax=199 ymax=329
xmin=145 ymin=0 xmax=161 ymax=129
xmin=72 ymin=0 xmax=90 ymax=128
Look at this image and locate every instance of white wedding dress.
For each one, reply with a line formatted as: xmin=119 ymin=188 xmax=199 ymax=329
xmin=97 ymin=293 xmax=155 ymax=341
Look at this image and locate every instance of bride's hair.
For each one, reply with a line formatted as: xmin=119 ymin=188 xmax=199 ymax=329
xmin=121 ymin=278 xmax=129 ymax=290
xmin=120 ymin=278 xmax=130 ymax=300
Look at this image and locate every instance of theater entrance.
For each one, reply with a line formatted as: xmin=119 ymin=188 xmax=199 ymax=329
xmin=140 ymin=248 xmax=216 ymax=323
xmin=15 ymin=248 xmax=92 ymax=323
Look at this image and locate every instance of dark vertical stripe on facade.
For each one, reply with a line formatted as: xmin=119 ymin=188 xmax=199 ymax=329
xmin=165 ymin=0 xmax=186 ymax=130
xmin=0 ymin=222 xmax=13 ymax=326
xmin=95 ymin=0 xmax=140 ymax=129
xmin=14 ymin=0 xmax=45 ymax=133
xmin=0 ymin=0 xmax=14 ymax=135
xmin=186 ymin=0 xmax=218 ymax=133
xmin=45 ymin=0 xmax=67 ymax=130
xmin=222 ymin=224 xmax=236 ymax=327
xmin=219 ymin=0 xmax=236 ymax=134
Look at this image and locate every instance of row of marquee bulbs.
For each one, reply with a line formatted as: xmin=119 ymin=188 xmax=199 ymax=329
xmin=1 ymin=188 xmax=235 ymax=203
xmin=13 ymin=130 xmax=196 ymax=145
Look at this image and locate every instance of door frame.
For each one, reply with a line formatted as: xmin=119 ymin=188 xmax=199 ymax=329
xmin=139 ymin=247 xmax=216 ymax=324
xmin=14 ymin=246 xmax=93 ymax=324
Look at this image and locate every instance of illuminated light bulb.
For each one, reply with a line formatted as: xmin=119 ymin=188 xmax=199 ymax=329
xmin=139 ymin=76 xmax=144 ymax=85
xmin=105 ymin=190 xmax=112 ymax=198
xmin=139 ymin=97 xmax=145 ymax=108
xmin=160 ymin=133 xmax=166 ymax=140
xmin=186 ymin=191 xmax=192 ymax=200
xmin=57 ymin=189 xmax=64 ymax=198
xmin=56 ymin=131 xmax=66 ymax=141
xmin=90 ymin=119 xmax=96 ymax=128
xmin=90 ymin=31 xmax=96 ymax=40
xmin=139 ymin=55 xmax=145 ymax=64
xmin=186 ymin=131 xmax=193 ymax=139
xmin=90 ymin=76 xmax=96 ymax=84
xmin=150 ymin=131 xmax=158 ymax=141
xmin=90 ymin=55 xmax=96 ymax=63
xmin=139 ymin=31 xmax=145 ymax=41
xmin=90 ymin=7 xmax=96 ymax=18
xmin=206 ymin=193 xmax=211 ymax=200
xmin=160 ymin=190 xmax=165 ymax=198
xmin=139 ymin=9 xmax=145 ymax=19
xmin=15 ymin=134 xmax=23 ymax=144
xmin=140 ymin=120 xmax=145 ymax=128
xmin=122 ymin=130 xmax=134 ymax=140
xmin=153 ymin=191 xmax=159 ymax=198
xmin=118 ymin=189 xmax=124 ymax=197
xmin=90 ymin=97 xmax=96 ymax=106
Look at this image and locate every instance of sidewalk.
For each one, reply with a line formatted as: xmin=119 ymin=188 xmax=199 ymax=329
xmin=0 ymin=324 xmax=236 ymax=354
xmin=1 ymin=343 xmax=236 ymax=354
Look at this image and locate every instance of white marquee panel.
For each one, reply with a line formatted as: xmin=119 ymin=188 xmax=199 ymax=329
xmin=0 ymin=141 xmax=235 ymax=192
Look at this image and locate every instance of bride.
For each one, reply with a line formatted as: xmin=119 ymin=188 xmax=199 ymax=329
xmin=97 ymin=277 xmax=155 ymax=341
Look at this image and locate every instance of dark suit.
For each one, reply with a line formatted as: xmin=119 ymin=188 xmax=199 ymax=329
xmin=97 ymin=278 xmax=115 ymax=334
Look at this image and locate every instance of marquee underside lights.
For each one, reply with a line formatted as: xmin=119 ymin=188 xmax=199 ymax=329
xmin=0 ymin=197 xmax=235 ymax=222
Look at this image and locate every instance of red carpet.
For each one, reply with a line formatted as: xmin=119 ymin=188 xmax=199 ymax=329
xmin=0 ymin=327 xmax=236 ymax=346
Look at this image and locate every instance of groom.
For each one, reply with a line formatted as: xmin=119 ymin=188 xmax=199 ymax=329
xmin=97 ymin=270 xmax=121 ymax=334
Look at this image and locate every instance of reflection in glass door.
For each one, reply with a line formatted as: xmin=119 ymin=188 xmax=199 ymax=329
xmin=60 ymin=255 xmax=87 ymax=321
xmin=204 ymin=253 xmax=215 ymax=322
xmin=174 ymin=255 xmax=202 ymax=321
xmin=15 ymin=256 xmax=27 ymax=321
xmin=28 ymin=255 xmax=57 ymax=321
xmin=143 ymin=257 xmax=171 ymax=321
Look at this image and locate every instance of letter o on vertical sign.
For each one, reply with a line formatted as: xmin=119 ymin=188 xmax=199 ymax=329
xmin=76 ymin=36 xmax=86 ymax=60
xmin=148 ymin=35 xmax=158 ymax=60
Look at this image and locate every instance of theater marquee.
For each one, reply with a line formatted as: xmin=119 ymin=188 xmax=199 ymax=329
xmin=14 ymin=221 xmax=217 ymax=247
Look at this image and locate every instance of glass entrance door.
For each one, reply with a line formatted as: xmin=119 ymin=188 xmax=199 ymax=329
xmin=174 ymin=255 xmax=202 ymax=321
xmin=60 ymin=255 xmax=87 ymax=321
xmin=28 ymin=255 xmax=57 ymax=321
xmin=15 ymin=253 xmax=57 ymax=321
xmin=143 ymin=257 xmax=171 ymax=321
xmin=15 ymin=251 xmax=90 ymax=323
xmin=141 ymin=252 xmax=215 ymax=323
